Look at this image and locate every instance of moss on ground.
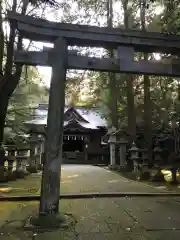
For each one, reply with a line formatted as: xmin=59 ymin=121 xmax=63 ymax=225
xmin=0 ymin=200 xmax=76 ymax=239
xmin=0 ymin=174 xmax=42 ymax=196
xmin=115 ymin=170 xmax=180 ymax=192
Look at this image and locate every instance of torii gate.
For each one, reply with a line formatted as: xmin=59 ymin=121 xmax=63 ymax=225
xmin=8 ymin=11 xmax=180 ymax=224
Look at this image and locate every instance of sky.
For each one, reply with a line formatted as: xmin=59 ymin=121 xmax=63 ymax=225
xmin=28 ymin=1 xmax=124 ymax=87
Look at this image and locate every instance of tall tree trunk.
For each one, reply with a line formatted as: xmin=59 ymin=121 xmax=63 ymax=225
xmin=0 ymin=92 xmax=9 ymax=166
xmin=127 ymin=75 xmax=136 ymax=144
xmin=0 ymin=0 xmax=28 ymax=165
xmin=140 ymin=0 xmax=152 ymax=165
xmin=107 ymin=0 xmax=118 ymax=129
xmin=144 ymin=73 xmax=152 ymax=165
xmin=0 ymin=74 xmax=21 ymax=143
xmin=122 ymin=0 xmax=136 ymax=145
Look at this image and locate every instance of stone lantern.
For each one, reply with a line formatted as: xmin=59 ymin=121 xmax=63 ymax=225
xmin=150 ymin=142 xmax=164 ymax=181
xmin=154 ymin=144 xmax=163 ymax=167
xmin=129 ymin=142 xmax=139 ymax=172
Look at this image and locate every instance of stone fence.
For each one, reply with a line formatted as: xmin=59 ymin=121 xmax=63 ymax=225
xmin=107 ymin=128 xmax=180 ymax=182
xmin=0 ymin=142 xmax=44 ymax=182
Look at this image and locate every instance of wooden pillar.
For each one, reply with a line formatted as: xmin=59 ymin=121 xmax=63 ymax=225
xmin=39 ymin=38 xmax=67 ymax=215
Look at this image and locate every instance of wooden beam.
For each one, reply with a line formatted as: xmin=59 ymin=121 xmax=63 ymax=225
xmin=8 ymin=11 xmax=180 ymax=54
xmin=119 ymin=59 xmax=180 ymax=77
xmin=14 ymin=51 xmax=120 ymax=70
xmin=14 ymin=51 xmax=180 ymax=77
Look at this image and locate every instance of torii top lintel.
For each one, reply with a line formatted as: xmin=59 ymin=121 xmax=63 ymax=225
xmin=8 ymin=11 xmax=180 ymax=55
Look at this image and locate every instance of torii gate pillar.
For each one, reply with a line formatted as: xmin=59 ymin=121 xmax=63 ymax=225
xmin=37 ymin=38 xmax=67 ymax=220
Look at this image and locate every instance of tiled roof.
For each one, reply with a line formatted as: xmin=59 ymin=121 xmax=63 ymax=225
xmin=27 ymin=104 xmax=107 ymax=130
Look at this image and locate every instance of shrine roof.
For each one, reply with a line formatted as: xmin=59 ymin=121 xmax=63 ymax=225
xmin=27 ymin=104 xmax=107 ymax=130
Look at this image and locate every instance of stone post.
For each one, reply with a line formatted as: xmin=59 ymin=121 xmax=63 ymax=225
xmin=21 ymin=149 xmax=29 ymax=173
xmin=118 ymin=137 xmax=128 ymax=170
xmin=35 ymin=135 xmax=43 ymax=170
xmin=16 ymin=148 xmax=29 ymax=177
xmin=108 ymin=131 xmax=117 ymax=169
xmin=16 ymin=156 xmax=23 ymax=172
xmin=29 ymin=133 xmax=38 ymax=171
xmin=0 ymin=145 xmax=5 ymax=174
xmin=7 ymin=149 xmax=16 ymax=172
xmin=38 ymin=135 xmax=45 ymax=167
xmin=7 ymin=148 xmax=16 ymax=180
xmin=140 ymin=148 xmax=149 ymax=171
xmin=0 ymin=145 xmax=6 ymax=181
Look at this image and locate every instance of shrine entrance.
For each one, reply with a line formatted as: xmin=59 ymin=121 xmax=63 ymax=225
xmin=63 ymin=135 xmax=86 ymax=162
xmin=8 ymin=10 xmax=180 ymax=216
xmin=62 ymin=135 xmax=85 ymax=163
xmin=63 ymin=137 xmax=84 ymax=152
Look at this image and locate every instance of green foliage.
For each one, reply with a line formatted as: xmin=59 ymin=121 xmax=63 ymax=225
xmin=4 ymin=66 xmax=48 ymax=144
xmin=2 ymin=0 xmax=180 ymax=146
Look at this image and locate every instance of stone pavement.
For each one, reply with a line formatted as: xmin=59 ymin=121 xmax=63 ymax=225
xmin=1 ymin=165 xmax=180 ymax=239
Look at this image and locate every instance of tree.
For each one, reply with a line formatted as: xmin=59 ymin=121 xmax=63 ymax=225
xmin=0 ymin=0 xmax=59 ymax=165
xmin=122 ymin=0 xmax=136 ymax=145
xmin=107 ymin=0 xmax=119 ymax=129
xmin=139 ymin=0 xmax=153 ymax=164
xmin=4 ymin=66 xmax=48 ymax=144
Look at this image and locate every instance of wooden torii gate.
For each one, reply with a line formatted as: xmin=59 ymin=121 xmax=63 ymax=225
xmin=8 ymin=11 xmax=180 ymax=223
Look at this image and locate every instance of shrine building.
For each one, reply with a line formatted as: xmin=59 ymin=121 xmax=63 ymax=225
xmin=27 ymin=104 xmax=109 ymax=164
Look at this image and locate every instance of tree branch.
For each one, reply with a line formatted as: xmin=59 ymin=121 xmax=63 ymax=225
xmin=0 ymin=1 xmax=4 ymax=76
xmin=4 ymin=0 xmax=17 ymax=76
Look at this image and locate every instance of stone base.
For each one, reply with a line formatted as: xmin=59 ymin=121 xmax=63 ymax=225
xmin=150 ymin=168 xmax=164 ymax=182
xmin=108 ymin=164 xmax=117 ymax=170
xmin=131 ymin=167 xmax=150 ymax=181
xmin=117 ymin=166 xmax=128 ymax=172
xmin=24 ymin=213 xmax=70 ymax=230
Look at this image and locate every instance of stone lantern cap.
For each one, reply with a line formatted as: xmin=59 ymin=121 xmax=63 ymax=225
xmin=37 ymin=134 xmax=44 ymax=142
xmin=154 ymin=145 xmax=162 ymax=153
xmin=106 ymin=126 xmax=117 ymax=136
xmin=107 ymin=126 xmax=117 ymax=144
xmin=106 ymin=127 xmax=129 ymax=144
xmin=130 ymin=142 xmax=138 ymax=152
